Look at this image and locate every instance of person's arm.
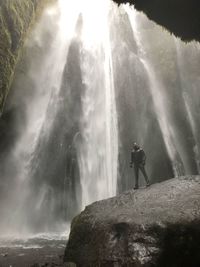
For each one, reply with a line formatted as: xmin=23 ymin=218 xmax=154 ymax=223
xmin=130 ymin=151 xmax=134 ymax=167
xmin=141 ymin=150 xmax=146 ymax=165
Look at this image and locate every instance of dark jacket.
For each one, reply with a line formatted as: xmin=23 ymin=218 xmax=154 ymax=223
xmin=131 ymin=148 xmax=146 ymax=165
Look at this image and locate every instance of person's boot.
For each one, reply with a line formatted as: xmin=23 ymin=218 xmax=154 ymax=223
xmin=146 ymin=181 xmax=150 ymax=187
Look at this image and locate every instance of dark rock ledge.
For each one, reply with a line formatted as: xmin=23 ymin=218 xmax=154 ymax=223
xmin=64 ymin=176 xmax=200 ymax=267
xmin=113 ymin=0 xmax=200 ymax=42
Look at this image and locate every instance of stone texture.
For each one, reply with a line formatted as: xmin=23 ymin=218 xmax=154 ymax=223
xmin=65 ymin=176 xmax=200 ymax=267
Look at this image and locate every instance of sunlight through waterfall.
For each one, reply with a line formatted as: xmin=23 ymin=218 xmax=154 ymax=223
xmin=125 ymin=5 xmax=188 ymax=177
xmin=1 ymin=0 xmax=200 ymax=237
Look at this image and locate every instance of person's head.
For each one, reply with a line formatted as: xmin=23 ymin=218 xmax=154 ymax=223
xmin=133 ymin=142 xmax=140 ymax=151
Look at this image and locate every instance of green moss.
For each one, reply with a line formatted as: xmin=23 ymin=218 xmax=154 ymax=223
xmin=0 ymin=0 xmax=56 ymax=113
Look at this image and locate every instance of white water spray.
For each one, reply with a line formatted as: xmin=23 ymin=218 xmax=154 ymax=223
xmin=1 ymin=1 xmax=84 ymax=234
xmin=57 ymin=0 xmax=118 ymax=208
xmin=175 ymin=39 xmax=200 ymax=173
xmin=1 ymin=0 xmax=119 ymax=234
xmin=125 ymin=5 xmax=186 ymax=176
xmin=1 ymin=0 xmax=200 ymax=239
xmin=75 ymin=0 xmax=118 ymax=207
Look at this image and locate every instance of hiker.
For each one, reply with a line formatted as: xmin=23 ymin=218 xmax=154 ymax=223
xmin=130 ymin=142 xmax=150 ymax=189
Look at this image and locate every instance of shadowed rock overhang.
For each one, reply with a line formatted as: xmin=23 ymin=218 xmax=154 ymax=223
xmin=113 ymin=0 xmax=200 ymax=42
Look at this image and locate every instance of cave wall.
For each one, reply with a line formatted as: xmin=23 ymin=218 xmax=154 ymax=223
xmin=0 ymin=0 xmax=54 ymax=113
xmin=113 ymin=0 xmax=200 ymax=42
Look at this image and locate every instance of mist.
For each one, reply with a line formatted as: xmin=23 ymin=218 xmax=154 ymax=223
xmin=0 ymin=0 xmax=200 ymax=238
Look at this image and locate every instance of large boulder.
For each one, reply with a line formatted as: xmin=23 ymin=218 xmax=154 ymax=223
xmin=64 ymin=176 xmax=200 ymax=267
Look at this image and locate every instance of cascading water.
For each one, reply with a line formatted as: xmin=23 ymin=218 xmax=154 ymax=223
xmin=0 ymin=0 xmax=200 ymax=239
xmin=0 ymin=0 xmax=118 ymax=235
xmin=122 ymin=5 xmax=200 ymax=179
xmin=174 ymin=39 xmax=200 ymax=173
xmin=77 ymin=1 xmax=118 ymax=207
xmin=0 ymin=0 xmax=81 ymax=235
xmin=124 ymin=6 xmax=186 ymax=177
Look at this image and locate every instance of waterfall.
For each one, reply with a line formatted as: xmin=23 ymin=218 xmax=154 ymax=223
xmin=174 ymin=39 xmax=200 ymax=173
xmin=0 ymin=0 xmax=118 ymax=235
xmin=0 ymin=0 xmax=200 ymax=237
xmin=124 ymin=5 xmax=200 ymax=177
xmin=0 ymin=2 xmax=74 ymax=234
xmin=77 ymin=1 xmax=118 ymax=207
xmin=124 ymin=5 xmax=184 ymax=177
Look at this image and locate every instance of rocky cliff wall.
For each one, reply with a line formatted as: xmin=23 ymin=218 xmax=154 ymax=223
xmin=0 ymin=0 xmax=54 ymax=112
xmin=113 ymin=0 xmax=200 ymax=42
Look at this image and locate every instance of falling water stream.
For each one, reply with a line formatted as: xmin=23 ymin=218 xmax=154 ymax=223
xmin=0 ymin=0 xmax=200 ymax=240
xmin=0 ymin=0 xmax=119 ymax=235
xmin=124 ymin=6 xmax=185 ymax=176
xmin=77 ymin=1 xmax=118 ymax=207
xmin=174 ymin=39 xmax=200 ymax=173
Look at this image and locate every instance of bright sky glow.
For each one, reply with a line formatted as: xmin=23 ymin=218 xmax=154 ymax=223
xmin=58 ymin=0 xmax=111 ymax=45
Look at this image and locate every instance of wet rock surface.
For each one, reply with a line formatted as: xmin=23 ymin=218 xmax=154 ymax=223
xmin=65 ymin=176 xmax=200 ymax=267
xmin=0 ymin=237 xmax=67 ymax=267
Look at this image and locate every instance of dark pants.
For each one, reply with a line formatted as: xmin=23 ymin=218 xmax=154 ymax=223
xmin=134 ymin=164 xmax=149 ymax=187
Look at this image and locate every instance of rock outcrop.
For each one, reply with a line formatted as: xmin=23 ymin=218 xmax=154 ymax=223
xmin=0 ymin=0 xmax=53 ymax=112
xmin=64 ymin=176 xmax=200 ymax=267
xmin=113 ymin=0 xmax=200 ymax=42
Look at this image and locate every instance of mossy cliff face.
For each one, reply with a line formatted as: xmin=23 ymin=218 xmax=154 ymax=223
xmin=0 ymin=0 xmax=54 ymax=112
xmin=113 ymin=0 xmax=200 ymax=42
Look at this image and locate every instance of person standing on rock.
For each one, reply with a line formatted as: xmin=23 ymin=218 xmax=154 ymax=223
xmin=130 ymin=142 xmax=150 ymax=189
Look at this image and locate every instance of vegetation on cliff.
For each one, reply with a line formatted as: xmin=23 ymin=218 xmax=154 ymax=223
xmin=0 ymin=0 xmax=55 ymax=112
